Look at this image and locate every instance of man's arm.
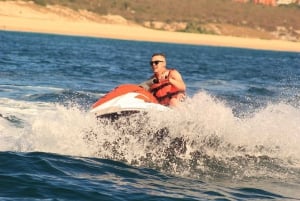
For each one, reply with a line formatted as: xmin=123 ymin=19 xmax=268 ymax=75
xmin=169 ymin=70 xmax=186 ymax=91
xmin=139 ymin=77 xmax=157 ymax=91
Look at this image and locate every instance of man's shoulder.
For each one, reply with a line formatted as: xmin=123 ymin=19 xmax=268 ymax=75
xmin=168 ymin=68 xmax=180 ymax=75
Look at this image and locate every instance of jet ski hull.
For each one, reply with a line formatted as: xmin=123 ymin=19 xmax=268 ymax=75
xmin=91 ymin=84 xmax=168 ymax=119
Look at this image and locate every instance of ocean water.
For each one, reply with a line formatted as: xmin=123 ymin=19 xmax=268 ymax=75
xmin=0 ymin=30 xmax=300 ymax=200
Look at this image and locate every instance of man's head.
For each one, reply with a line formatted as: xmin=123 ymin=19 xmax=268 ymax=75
xmin=150 ymin=53 xmax=167 ymax=74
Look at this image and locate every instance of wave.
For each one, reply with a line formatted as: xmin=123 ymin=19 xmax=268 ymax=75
xmin=1 ymin=151 xmax=295 ymax=200
xmin=1 ymin=91 xmax=300 ymax=180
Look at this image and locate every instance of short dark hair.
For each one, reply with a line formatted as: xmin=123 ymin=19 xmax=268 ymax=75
xmin=151 ymin=53 xmax=166 ymax=58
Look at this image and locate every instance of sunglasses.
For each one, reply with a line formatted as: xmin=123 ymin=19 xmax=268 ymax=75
xmin=150 ymin=60 xmax=164 ymax=66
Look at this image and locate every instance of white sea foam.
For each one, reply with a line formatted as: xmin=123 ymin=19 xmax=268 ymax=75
xmin=0 ymin=98 xmax=96 ymax=156
xmin=1 ymin=93 xmax=300 ymax=178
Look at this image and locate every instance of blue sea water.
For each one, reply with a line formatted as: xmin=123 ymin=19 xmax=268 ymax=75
xmin=1 ymin=30 xmax=300 ymax=200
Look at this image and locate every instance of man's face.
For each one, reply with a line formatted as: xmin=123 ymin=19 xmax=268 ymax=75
xmin=150 ymin=55 xmax=166 ymax=74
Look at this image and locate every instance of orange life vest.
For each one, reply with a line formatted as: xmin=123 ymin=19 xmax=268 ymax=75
xmin=149 ymin=70 xmax=185 ymax=106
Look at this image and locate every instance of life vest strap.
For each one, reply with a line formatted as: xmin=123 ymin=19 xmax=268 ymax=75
xmin=150 ymin=82 xmax=170 ymax=98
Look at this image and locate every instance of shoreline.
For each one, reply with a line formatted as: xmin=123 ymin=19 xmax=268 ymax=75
xmin=1 ymin=1 xmax=299 ymax=53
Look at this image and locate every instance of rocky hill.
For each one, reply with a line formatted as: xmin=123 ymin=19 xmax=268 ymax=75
xmin=8 ymin=0 xmax=300 ymax=41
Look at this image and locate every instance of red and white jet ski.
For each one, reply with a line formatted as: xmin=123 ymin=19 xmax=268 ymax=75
xmin=90 ymin=84 xmax=168 ymax=118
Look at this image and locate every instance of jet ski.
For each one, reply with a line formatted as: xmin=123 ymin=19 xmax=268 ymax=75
xmin=90 ymin=84 xmax=169 ymax=119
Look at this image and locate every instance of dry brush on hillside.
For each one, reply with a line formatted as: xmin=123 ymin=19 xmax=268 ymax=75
xmin=8 ymin=0 xmax=300 ymax=41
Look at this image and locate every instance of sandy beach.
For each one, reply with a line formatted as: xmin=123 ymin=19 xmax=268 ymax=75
xmin=1 ymin=1 xmax=299 ymax=52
